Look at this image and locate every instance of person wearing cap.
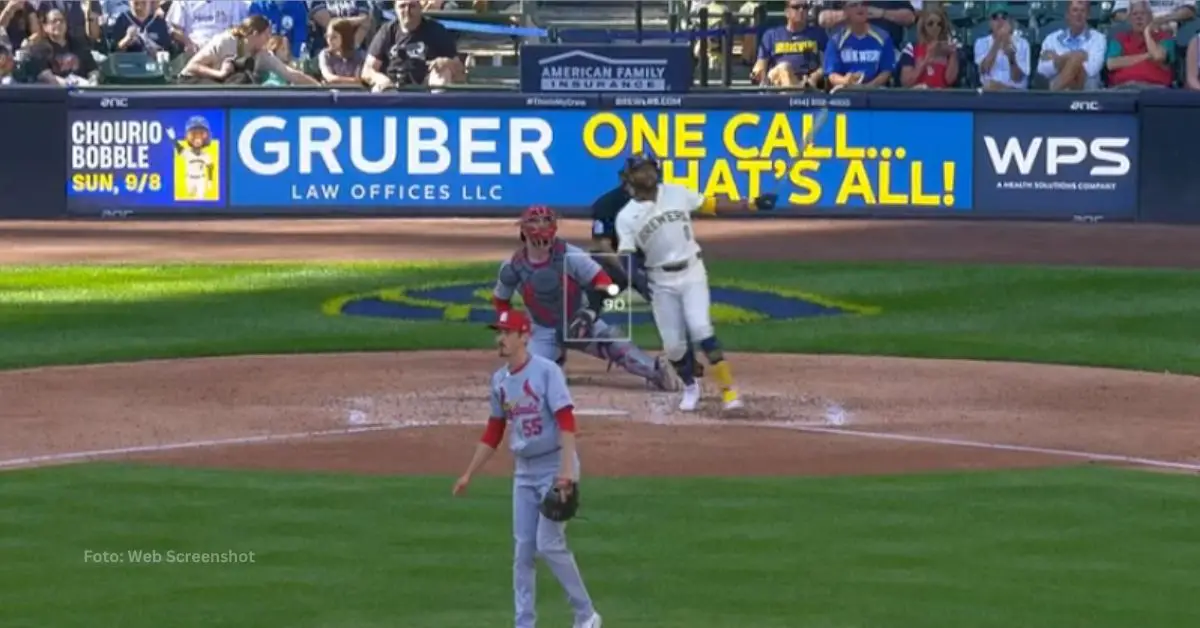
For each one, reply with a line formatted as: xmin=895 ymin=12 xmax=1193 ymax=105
xmin=973 ymin=2 xmax=1031 ymax=90
xmin=751 ymin=0 xmax=828 ymax=88
xmin=1037 ymin=0 xmax=1107 ymax=91
xmin=453 ymin=308 xmax=603 ymax=628
xmin=823 ymin=0 xmax=897 ymax=88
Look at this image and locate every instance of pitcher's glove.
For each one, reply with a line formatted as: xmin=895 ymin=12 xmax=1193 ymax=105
xmin=540 ymin=478 xmax=580 ymax=522
xmin=752 ymin=193 xmax=779 ymax=211
xmin=567 ymin=308 xmax=598 ymax=340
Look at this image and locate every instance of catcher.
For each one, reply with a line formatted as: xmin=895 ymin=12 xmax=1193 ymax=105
xmin=492 ymin=204 xmax=680 ymax=392
xmin=453 ymin=309 xmax=602 ymax=628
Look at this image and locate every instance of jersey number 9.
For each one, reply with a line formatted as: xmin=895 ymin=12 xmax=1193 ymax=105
xmin=521 ymin=417 xmax=543 ymax=438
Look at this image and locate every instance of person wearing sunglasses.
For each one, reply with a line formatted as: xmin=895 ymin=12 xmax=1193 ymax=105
xmin=898 ymin=6 xmax=959 ymax=87
xmin=751 ymin=0 xmax=827 ymax=88
xmin=973 ymin=2 xmax=1030 ymax=90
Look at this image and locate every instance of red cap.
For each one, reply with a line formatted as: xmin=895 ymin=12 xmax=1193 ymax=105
xmin=489 ymin=309 xmax=532 ymax=333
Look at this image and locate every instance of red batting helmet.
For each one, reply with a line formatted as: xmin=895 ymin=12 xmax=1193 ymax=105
xmin=519 ymin=204 xmax=557 ymax=247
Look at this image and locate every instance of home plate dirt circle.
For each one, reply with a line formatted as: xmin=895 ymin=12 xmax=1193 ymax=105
xmin=2 ymin=351 xmax=1198 ymax=476
xmin=2 ymin=218 xmax=1199 ymax=478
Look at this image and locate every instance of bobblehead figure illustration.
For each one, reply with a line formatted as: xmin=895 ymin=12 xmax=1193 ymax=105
xmin=168 ymin=115 xmax=220 ymax=202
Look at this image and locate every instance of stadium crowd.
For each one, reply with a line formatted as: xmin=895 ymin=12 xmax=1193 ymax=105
xmin=745 ymin=0 xmax=1200 ymax=90
xmin=0 ymin=0 xmax=1197 ymax=91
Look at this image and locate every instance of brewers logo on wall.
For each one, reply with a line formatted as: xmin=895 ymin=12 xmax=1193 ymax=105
xmin=324 ymin=280 xmax=877 ymax=323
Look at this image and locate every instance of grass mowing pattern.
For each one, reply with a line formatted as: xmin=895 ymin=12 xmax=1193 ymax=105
xmin=0 ymin=464 xmax=1197 ymax=628
xmin=2 ymin=262 xmax=1198 ymax=627
xmin=2 ymin=262 xmax=1198 ymax=373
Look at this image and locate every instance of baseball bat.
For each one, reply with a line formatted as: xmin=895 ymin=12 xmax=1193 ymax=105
xmin=760 ymin=82 xmax=851 ymax=202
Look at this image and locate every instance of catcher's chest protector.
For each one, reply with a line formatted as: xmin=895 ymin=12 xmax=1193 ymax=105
xmin=511 ymin=243 xmax=581 ymax=328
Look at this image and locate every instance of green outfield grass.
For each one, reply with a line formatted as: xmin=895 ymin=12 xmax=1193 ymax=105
xmin=1 ymin=261 xmax=1198 ymax=627
xmin=1 ymin=261 xmax=1199 ymax=373
xmin=1 ymin=464 xmax=1197 ymax=628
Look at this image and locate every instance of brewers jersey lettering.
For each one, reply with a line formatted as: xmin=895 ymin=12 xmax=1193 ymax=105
xmin=613 ymin=183 xmax=704 ymax=269
xmin=489 ymin=354 xmax=573 ymax=460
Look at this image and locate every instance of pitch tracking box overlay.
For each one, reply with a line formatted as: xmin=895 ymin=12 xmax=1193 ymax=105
xmin=564 ymin=252 xmax=633 ymax=343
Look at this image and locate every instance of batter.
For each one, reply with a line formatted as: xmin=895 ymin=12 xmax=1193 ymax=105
xmin=588 ymin=165 xmax=705 ymax=381
xmin=453 ymin=309 xmax=603 ymax=628
xmin=614 ymin=154 xmax=776 ymax=412
xmin=492 ymin=204 xmax=680 ymax=392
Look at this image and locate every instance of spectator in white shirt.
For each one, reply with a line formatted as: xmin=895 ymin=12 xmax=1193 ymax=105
xmin=972 ymin=3 xmax=1029 ymax=90
xmin=1037 ymin=0 xmax=1106 ymax=90
xmin=1112 ymin=0 xmax=1195 ymax=25
xmin=167 ymin=0 xmax=249 ymax=53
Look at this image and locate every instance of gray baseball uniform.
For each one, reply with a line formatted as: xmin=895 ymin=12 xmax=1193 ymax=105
xmin=490 ymin=354 xmax=595 ymax=628
xmin=492 ymin=240 xmax=667 ymax=386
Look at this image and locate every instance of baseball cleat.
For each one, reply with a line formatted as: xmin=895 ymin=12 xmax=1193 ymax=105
xmin=678 ymin=382 xmax=701 ymax=412
xmin=653 ymin=356 xmax=683 ymax=392
xmin=575 ymin=612 xmax=603 ymax=628
xmin=721 ymin=388 xmax=744 ymax=411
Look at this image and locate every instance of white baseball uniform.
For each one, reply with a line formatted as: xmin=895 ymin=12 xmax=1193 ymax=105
xmin=614 ymin=183 xmax=714 ymax=361
xmin=183 ymin=149 xmax=213 ymax=199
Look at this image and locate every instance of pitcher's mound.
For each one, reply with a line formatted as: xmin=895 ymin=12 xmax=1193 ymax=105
xmin=1 ymin=352 xmax=1196 ymax=476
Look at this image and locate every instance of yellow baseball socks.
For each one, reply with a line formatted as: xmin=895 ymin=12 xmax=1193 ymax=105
xmin=700 ymin=337 xmax=741 ymax=408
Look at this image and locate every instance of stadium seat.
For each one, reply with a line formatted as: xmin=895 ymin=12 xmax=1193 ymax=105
xmin=1000 ymin=1 xmax=1032 ymax=26
xmin=1038 ymin=18 xmax=1066 ymax=40
xmin=99 ymin=52 xmax=167 ymax=86
xmin=945 ymin=2 xmax=981 ymax=28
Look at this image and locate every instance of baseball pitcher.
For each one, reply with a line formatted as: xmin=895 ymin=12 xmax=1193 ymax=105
xmin=492 ymin=204 xmax=680 ymax=392
xmin=588 ymin=168 xmax=706 ymax=381
xmin=453 ymin=309 xmax=603 ymax=628
xmin=614 ymin=154 xmax=777 ymax=412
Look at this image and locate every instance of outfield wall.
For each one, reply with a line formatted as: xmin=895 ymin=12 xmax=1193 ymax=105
xmin=2 ymin=86 xmax=1197 ymax=224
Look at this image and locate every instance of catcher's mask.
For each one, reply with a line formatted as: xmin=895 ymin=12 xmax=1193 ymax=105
xmin=519 ymin=204 xmax=558 ymax=247
xmin=621 ymin=153 xmax=660 ymax=193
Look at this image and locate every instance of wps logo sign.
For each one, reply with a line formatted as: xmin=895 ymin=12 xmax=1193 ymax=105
xmin=983 ymin=136 xmax=1131 ymax=177
xmin=973 ymin=112 xmax=1138 ymax=220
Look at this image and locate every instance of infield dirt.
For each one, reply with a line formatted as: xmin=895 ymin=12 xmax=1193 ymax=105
xmin=2 ymin=218 xmax=1198 ymax=476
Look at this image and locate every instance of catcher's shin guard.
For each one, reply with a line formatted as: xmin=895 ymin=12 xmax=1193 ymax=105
xmin=581 ymin=336 xmax=677 ymax=390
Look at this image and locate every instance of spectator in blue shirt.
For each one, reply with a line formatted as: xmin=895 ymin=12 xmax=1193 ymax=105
xmin=104 ymin=0 xmax=175 ymax=56
xmin=823 ymin=0 xmax=895 ymax=88
xmin=247 ymin=0 xmax=309 ymax=60
xmin=751 ymin=1 xmax=827 ymax=88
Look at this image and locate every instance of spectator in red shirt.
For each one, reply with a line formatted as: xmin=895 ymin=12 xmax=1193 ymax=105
xmin=1105 ymin=0 xmax=1176 ymax=87
xmin=897 ymin=7 xmax=959 ymax=88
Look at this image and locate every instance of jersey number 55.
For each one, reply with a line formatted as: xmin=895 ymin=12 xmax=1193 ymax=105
xmin=520 ymin=418 xmax=543 ymax=438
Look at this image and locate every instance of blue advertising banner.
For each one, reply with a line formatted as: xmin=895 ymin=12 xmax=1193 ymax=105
xmin=66 ymin=109 xmax=226 ymax=211
xmin=973 ymin=112 xmax=1138 ymax=218
xmin=228 ymin=109 xmax=974 ymax=211
xmin=519 ymin=44 xmax=694 ymax=93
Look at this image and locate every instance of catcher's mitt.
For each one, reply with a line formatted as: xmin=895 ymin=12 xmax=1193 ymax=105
xmin=540 ymin=480 xmax=580 ymax=522
xmin=567 ymin=308 xmax=597 ymax=340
